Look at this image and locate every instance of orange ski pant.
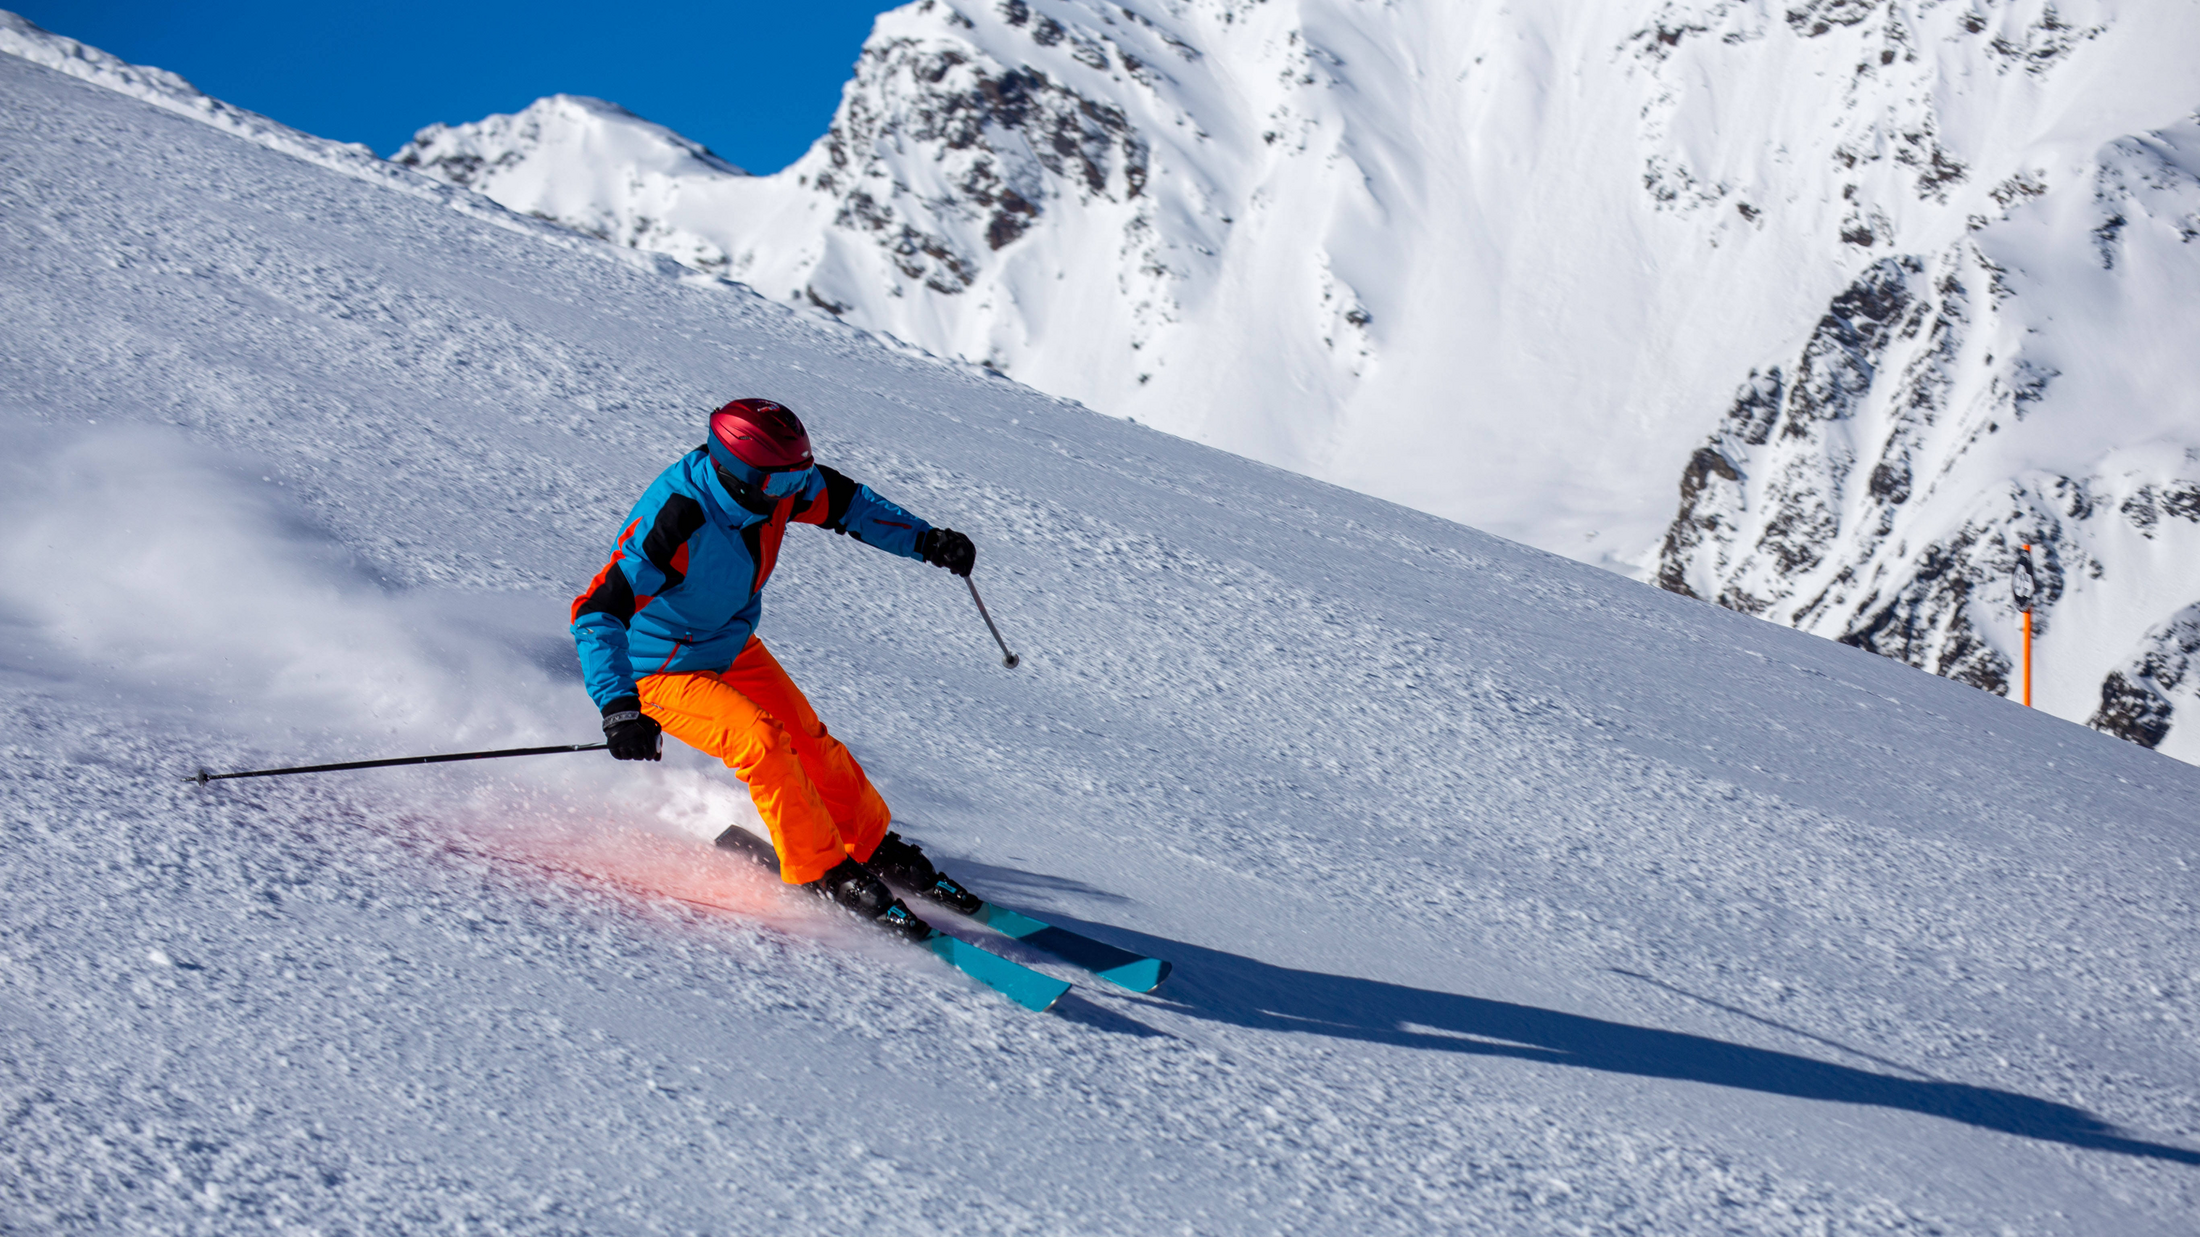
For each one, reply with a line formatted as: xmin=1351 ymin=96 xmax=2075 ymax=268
xmin=635 ymin=637 xmax=892 ymax=885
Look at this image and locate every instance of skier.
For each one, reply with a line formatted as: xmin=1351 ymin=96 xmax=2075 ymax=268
xmin=571 ymin=398 xmax=981 ymax=940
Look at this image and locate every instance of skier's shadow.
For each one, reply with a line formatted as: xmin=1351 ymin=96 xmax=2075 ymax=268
xmin=1019 ymin=907 xmax=2200 ymax=1167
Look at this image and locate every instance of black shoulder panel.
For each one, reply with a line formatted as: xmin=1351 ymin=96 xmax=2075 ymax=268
xmin=817 ymin=465 xmax=861 ymax=534
xmin=574 ymin=560 xmax=638 ymax=625
xmin=640 ymin=494 xmax=706 ymax=589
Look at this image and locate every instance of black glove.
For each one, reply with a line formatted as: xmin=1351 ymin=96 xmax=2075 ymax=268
xmin=919 ymin=527 xmax=976 ymax=577
xmin=601 ymin=697 xmax=662 ymax=761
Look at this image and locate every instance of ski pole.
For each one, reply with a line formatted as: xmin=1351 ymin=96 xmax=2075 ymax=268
xmin=184 ymin=742 xmax=609 ymax=785
xmin=964 ymin=576 xmax=1022 ymax=669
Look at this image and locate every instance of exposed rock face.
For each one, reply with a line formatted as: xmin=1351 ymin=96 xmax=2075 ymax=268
xmin=2092 ymin=606 xmax=2200 ymax=749
xmin=1657 ymin=250 xmax=2016 ymax=692
xmin=1657 ymin=112 xmax=2200 ymax=757
xmin=810 ymin=14 xmax=1151 ymax=294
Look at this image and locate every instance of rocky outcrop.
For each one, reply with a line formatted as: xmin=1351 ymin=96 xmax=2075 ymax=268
xmin=805 ymin=18 xmax=1151 ymax=295
xmin=1657 ymin=110 xmax=2200 ymax=755
xmin=2091 ymin=606 xmax=2200 ymax=748
xmin=1654 ymin=247 xmax=2026 ymax=693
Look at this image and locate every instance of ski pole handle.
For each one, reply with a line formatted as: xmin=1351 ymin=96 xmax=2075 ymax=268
xmin=965 ymin=576 xmax=1021 ymax=669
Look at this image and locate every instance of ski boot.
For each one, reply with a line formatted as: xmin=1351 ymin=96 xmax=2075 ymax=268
xmin=864 ymin=831 xmax=982 ymax=915
xmin=806 ymin=856 xmax=932 ymax=943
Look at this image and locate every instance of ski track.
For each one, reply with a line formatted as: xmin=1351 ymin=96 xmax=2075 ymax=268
xmin=2 ymin=38 xmax=2199 ymax=1235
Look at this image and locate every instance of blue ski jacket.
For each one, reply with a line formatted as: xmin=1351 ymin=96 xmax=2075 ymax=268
xmin=570 ymin=447 xmax=932 ymax=708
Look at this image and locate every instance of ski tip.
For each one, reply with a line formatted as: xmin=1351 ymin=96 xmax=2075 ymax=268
xmin=927 ymin=931 xmax=1071 ymax=1013
xmin=1097 ymin=957 xmax=1171 ymax=994
xmin=995 ymin=971 xmax=1071 ymax=1014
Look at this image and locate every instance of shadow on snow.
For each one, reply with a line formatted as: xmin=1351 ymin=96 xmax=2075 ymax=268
xmin=1023 ymin=906 xmax=2200 ymax=1167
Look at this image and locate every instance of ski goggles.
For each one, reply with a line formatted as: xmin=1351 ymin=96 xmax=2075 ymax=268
xmin=718 ymin=457 xmax=819 ymax=500
xmin=757 ymin=463 xmax=818 ymax=499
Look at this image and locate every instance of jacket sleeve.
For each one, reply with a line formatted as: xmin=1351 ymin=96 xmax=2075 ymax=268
xmin=792 ymin=465 xmax=932 ymax=560
xmin=570 ymin=490 xmax=708 ymax=708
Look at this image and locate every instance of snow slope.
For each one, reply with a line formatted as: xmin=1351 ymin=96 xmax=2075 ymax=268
xmin=5 ymin=16 xmax=2200 ymax=1233
xmin=391 ymin=0 xmax=2200 ymax=757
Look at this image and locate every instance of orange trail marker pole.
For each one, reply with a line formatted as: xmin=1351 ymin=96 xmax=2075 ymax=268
xmin=2021 ymin=543 xmax=2034 ymax=708
xmin=2023 ymin=609 xmax=2033 ymax=707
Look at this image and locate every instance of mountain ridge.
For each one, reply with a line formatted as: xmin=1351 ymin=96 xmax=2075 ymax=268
xmin=389 ymin=0 xmax=2200 ymax=759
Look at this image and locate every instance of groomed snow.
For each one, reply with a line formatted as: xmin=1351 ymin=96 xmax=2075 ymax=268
xmin=3 ymin=23 xmax=2199 ymax=1234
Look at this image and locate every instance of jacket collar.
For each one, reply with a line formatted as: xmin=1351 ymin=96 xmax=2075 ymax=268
xmin=688 ymin=449 xmax=768 ymax=526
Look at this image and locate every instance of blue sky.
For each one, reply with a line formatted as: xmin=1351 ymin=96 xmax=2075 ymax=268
xmin=22 ymin=1 xmax=906 ymax=172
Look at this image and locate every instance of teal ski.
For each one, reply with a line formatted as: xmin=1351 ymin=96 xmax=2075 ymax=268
xmin=964 ymin=901 xmax=1171 ymax=994
xmin=711 ymin=824 xmax=1169 ymax=996
xmin=925 ymin=929 xmax=1071 ymax=1011
xmin=708 ymin=826 xmax=1070 ymax=1011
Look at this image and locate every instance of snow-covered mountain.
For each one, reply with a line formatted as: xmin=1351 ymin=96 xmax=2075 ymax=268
xmin=7 ymin=12 xmax=2200 ymax=1231
xmin=1657 ymin=162 xmax=2200 ymax=756
xmin=393 ymin=0 xmax=2200 ymax=757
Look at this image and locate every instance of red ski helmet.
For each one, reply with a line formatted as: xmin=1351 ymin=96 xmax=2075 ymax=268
xmin=707 ymin=398 xmax=813 ymax=477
